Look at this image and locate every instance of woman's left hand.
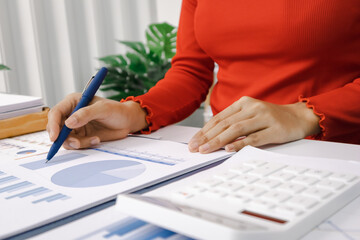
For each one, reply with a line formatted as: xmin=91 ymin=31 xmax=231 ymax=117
xmin=188 ymin=96 xmax=321 ymax=153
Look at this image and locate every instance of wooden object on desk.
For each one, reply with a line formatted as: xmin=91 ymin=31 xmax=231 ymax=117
xmin=0 ymin=107 xmax=49 ymax=139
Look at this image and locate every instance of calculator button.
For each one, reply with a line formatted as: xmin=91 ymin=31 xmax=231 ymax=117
xmin=237 ymin=185 xmax=266 ymax=198
xmin=269 ymin=171 xmax=295 ymax=181
xmin=275 ymin=206 xmax=304 ymax=218
xmin=261 ymin=191 xmax=291 ymax=203
xmin=197 ymin=178 xmax=223 ymax=188
xmin=302 ymin=188 xmax=332 ymax=200
xmin=229 ymin=165 xmax=253 ymax=174
xmin=329 ymin=173 xmax=358 ymax=183
xmin=248 ymin=163 xmax=286 ymax=177
xmin=225 ymin=194 xmax=250 ymax=204
xmin=254 ymin=178 xmax=282 ymax=189
xmin=305 ymin=169 xmax=331 ymax=178
xmin=186 ymin=185 xmax=206 ymax=194
xmin=231 ymin=174 xmax=259 ymax=184
xmin=204 ymin=189 xmax=227 ymax=199
xmin=291 ymin=175 xmax=319 ymax=186
xmin=171 ymin=191 xmax=193 ymax=200
xmin=317 ymin=179 xmax=345 ymax=191
xmin=278 ymin=183 xmax=306 ymax=194
xmin=215 ymin=182 xmax=243 ymax=193
xmin=283 ymin=166 xmax=308 ymax=175
xmin=287 ymin=196 xmax=318 ymax=209
xmin=213 ymin=172 xmax=238 ymax=181
xmin=248 ymin=199 xmax=275 ymax=210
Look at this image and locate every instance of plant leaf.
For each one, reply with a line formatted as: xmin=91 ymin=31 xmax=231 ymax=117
xmin=98 ymin=55 xmax=127 ymax=67
xmin=146 ymin=22 xmax=177 ymax=60
xmin=119 ymin=41 xmax=147 ymax=58
xmin=0 ymin=64 xmax=10 ymax=70
xmin=126 ymin=52 xmax=147 ymax=74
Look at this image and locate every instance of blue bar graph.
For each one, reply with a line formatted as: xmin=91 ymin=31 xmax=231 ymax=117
xmin=101 ymin=218 xmax=193 ymax=240
xmin=32 ymin=193 xmax=68 ymax=204
xmin=131 ymin=227 xmax=176 ymax=240
xmin=0 ymin=181 xmax=33 ymax=193
xmin=105 ymin=218 xmax=147 ymax=238
xmin=0 ymin=176 xmax=18 ymax=185
xmin=94 ymin=148 xmax=175 ymax=166
xmin=20 ymin=152 xmax=87 ymax=170
xmin=0 ymin=171 xmax=70 ymax=204
xmin=6 ymin=187 xmax=50 ymax=199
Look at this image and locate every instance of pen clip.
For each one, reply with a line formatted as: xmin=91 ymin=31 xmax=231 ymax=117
xmin=82 ymin=76 xmax=94 ymax=95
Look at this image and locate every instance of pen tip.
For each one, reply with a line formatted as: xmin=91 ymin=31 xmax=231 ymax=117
xmin=45 ymin=160 xmax=49 ymax=163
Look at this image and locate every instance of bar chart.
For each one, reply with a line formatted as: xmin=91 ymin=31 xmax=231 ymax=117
xmin=78 ymin=217 xmax=194 ymax=240
xmin=0 ymin=171 xmax=69 ymax=204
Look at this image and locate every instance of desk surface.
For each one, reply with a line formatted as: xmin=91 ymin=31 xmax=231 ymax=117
xmin=7 ymin=125 xmax=360 ymax=240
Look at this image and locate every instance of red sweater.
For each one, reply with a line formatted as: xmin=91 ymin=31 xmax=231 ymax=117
xmin=127 ymin=0 xmax=360 ymax=144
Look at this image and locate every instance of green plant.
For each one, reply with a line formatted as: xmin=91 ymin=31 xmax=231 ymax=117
xmin=99 ymin=22 xmax=177 ymax=100
xmin=0 ymin=64 xmax=10 ymax=70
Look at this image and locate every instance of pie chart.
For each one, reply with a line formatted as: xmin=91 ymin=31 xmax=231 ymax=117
xmin=51 ymin=160 xmax=146 ymax=188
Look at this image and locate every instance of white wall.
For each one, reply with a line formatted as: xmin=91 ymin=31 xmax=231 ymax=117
xmin=0 ymin=0 xmax=182 ymax=107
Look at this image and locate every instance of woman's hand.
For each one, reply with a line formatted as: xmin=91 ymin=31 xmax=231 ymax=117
xmin=46 ymin=93 xmax=148 ymax=149
xmin=188 ymin=96 xmax=321 ymax=153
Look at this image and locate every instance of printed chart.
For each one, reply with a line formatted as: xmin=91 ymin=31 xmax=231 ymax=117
xmin=0 ymin=171 xmax=69 ymax=204
xmin=51 ymin=160 xmax=146 ymax=188
xmin=78 ymin=217 xmax=194 ymax=240
xmin=0 ymin=131 xmax=51 ymax=159
xmin=0 ymin=131 xmax=230 ymax=239
xmin=33 ymin=207 xmax=194 ymax=240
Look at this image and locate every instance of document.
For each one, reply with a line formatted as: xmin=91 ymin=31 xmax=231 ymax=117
xmin=31 ymin=196 xmax=360 ymax=240
xmin=0 ymin=130 xmax=231 ymax=239
xmin=0 ymin=93 xmax=44 ymax=120
xmin=32 ymin=206 xmax=194 ymax=240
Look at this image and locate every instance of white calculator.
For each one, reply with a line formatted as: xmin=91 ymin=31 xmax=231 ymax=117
xmin=116 ymin=146 xmax=360 ymax=240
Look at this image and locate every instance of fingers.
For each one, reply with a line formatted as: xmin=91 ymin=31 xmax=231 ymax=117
xmin=64 ymin=101 xmax=110 ymax=129
xmin=225 ymin=128 xmax=273 ymax=152
xmin=195 ymin=118 xmax=264 ymax=154
xmin=63 ymin=136 xmax=100 ymax=150
xmin=189 ymin=110 xmax=254 ymax=152
xmin=47 ymin=93 xmax=81 ymax=142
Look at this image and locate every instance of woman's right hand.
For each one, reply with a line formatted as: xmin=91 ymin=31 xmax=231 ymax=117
xmin=46 ymin=93 xmax=148 ymax=150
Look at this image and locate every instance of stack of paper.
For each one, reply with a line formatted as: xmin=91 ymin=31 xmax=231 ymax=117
xmin=0 ymin=93 xmax=44 ymax=120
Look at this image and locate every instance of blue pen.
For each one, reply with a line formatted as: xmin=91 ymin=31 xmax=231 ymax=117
xmin=46 ymin=67 xmax=108 ymax=162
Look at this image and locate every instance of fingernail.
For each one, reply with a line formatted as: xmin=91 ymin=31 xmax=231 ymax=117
xmin=69 ymin=141 xmax=79 ymax=149
xmin=199 ymin=143 xmax=209 ymax=152
xmin=225 ymin=144 xmax=235 ymax=152
xmin=90 ymin=137 xmax=100 ymax=146
xmin=48 ymin=131 xmax=54 ymax=141
xmin=65 ymin=117 xmax=77 ymax=127
xmin=189 ymin=141 xmax=199 ymax=151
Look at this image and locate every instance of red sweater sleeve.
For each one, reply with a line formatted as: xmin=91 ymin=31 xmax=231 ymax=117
xmin=301 ymin=78 xmax=360 ymax=143
xmin=124 ymin=0 xmax=214 ymax=133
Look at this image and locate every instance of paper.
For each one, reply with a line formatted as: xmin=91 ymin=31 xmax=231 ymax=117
xmin=133 ymin=125 xmax=199 ymax=144
xmin=31 ymin=195 xmax=360 ymax=240
xmin=0 ymin=93 xmax=44 ymax=119
xmin=302 ymin=195 xmax=360 ymax=240
xmin=0 ymin=131 xmax=231 ymax=239
xmin=32 ymin=206 xmax=194 ymax=240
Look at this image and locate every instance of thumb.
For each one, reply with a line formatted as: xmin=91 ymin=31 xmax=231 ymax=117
xmin=64 ymin=102 xmax=105 ymax=129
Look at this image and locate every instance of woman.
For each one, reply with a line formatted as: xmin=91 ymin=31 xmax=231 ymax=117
xmin=47 ymin=0 xmax=360 ymax=153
